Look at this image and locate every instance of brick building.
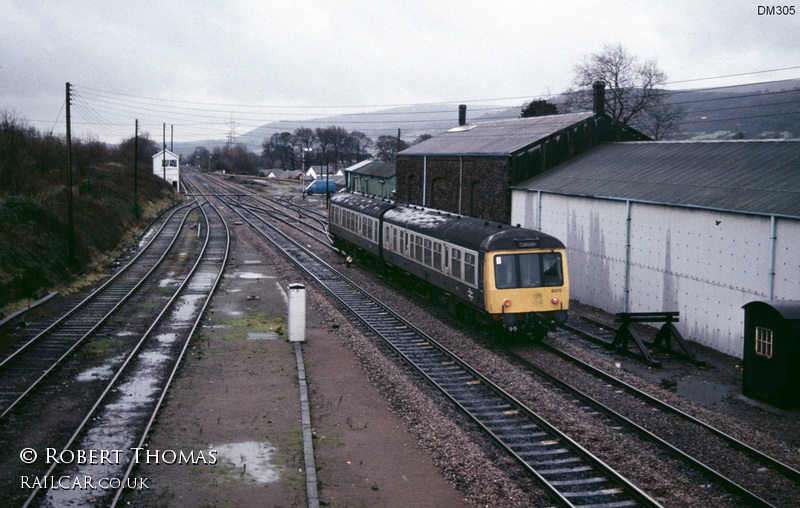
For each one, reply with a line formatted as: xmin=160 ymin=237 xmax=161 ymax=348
xmin=395 ymin=83 xmax=648 ymax=223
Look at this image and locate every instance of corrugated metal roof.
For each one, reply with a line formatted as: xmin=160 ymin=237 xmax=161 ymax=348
xmin=398 ymin=112 xmax=595 ymax=156
xmin=515 ymin=139 xmax=800 ymax=217
xmin=353 ymin=161 xmax=396 ymax=178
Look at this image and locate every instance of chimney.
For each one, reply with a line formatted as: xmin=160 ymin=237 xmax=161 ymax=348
xmin=592 ymin=81 xmax=606 ymax=115
xmin=458 ymin=104 xmax=467 ymax=126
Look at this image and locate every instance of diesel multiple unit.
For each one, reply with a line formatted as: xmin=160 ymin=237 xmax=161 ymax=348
xmin=329 ymin=192 xmax=569 ymax=338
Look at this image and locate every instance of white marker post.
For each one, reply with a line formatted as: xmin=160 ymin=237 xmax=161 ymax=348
xmin=287 ymin=283 xmax=306 ymax=342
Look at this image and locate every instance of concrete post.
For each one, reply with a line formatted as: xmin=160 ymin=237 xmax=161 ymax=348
xmin=288 ymin=283 xmax=306 ymax=342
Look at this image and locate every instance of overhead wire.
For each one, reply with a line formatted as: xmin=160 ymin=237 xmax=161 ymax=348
xmin=64 ymin=66 xmax=800 ymax=144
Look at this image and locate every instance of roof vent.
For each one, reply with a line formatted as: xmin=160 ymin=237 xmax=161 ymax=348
xmin=458 ymin=104 xmax=467 ymax=126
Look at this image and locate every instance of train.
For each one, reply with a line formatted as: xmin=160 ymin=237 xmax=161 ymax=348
xmin=328 ymin=192 xmax=569 ymax=339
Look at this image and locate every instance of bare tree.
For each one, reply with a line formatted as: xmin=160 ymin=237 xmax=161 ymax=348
xmin=375 ymin=134 xmax=409 ymax=162
xmin=563 ymin=43 xmax=682 ymax=138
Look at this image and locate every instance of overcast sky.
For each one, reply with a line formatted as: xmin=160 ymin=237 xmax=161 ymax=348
xmin=2 ymin=0 xmax=798 ymax=144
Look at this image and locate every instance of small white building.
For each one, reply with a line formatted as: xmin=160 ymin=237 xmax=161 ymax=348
xmin=152 ymin=149 xmax=181 ymax=192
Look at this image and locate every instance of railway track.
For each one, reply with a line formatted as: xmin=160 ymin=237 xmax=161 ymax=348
xmin=0 ymin=194 xmax=229 ymax=508
xmin=501 ymin=339 xmax=800 ymax=506
xmin=0 ymin=200 xmax=197 ymax=419
xmin=194 ymin=172 xmax=660 ymax=507
xmin=200 ymin=173 xmax=800 ymax=506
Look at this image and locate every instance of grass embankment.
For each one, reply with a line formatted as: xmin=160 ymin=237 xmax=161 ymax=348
xmin=0 ymin=161 xmax=178 ymax=313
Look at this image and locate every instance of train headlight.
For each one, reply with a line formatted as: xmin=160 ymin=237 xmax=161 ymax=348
xmin=504 ymin=299 xmax=511 ymax=307
xmin=551 ymin=297 xmax=559 ymax=305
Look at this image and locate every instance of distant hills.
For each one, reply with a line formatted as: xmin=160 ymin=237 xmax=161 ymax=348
xmin=172 ymin=79 xmax=800 ymax=155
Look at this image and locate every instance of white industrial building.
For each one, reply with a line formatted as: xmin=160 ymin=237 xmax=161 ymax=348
xmin=152 ymin=149 xmax=181 ymax=192
xmin=511 ymin=139 xmax=800 ymax=358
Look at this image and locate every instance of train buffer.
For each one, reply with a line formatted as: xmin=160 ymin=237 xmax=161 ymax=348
xmin=612 ymin=312 xmax=706 ymax=367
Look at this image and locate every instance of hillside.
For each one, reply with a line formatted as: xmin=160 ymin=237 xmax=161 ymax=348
xmin=192 ymin=79 xmax=800 ymax=153
xmin=0 ymin=141 xmax=178 ymax=311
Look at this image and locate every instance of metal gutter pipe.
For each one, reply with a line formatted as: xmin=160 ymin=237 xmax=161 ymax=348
xmin=769 ymin=215 xmax=776 ymax=300
xmin=537 ymin=190 xmax=543 ymax=230
xmin=624 ymin=200 xmax=632 ymax=313
xmin=422 ymin=156 xmax=427 ymax=207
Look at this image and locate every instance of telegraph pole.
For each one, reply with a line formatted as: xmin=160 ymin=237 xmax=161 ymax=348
xmin=134 ymin=119 xmax=139 ymax=218
xmin=65 ymin=82 xmax=75 ymax=264
xmin=162 ymin=123 xmax=166 ymax=180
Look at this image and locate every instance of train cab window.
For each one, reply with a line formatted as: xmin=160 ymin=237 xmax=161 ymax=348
xmin=519 ymin=254 xmax=543 ymax=288
xmin=541 ymin=253 xmax=563 ymax=286
xmin=495 ymin=252 xmax=563 ymax=289
xmin=494 ymin=255 xmax=517 ymax=289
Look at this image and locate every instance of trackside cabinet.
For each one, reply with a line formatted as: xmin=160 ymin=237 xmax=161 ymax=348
xmin=742 ymin=300 xmax=800 ymax=408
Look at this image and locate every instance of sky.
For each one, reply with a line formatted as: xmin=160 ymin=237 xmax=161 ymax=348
xmin=2 ymin=0 xmax=799 ymax=145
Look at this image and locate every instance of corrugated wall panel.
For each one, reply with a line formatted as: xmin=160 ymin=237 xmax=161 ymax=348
xmin=512 ymin=189 xmax=800 ymax=359
xmin=774 ymin=220 xmax=800 ymax=300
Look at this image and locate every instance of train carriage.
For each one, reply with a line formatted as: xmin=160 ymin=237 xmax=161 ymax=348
xmin=329 ymin=192 xmax=569 ymax=338
xmin=328 ymin=193 xmax=394 ymax=258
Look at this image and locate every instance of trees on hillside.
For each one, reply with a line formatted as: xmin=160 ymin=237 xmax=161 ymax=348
xmin=261 ymin=126 xmax=374 ymax=170
xmin=118 ymin=133 xmax=158 ymax=165
xmin=520 ymin=99 xmax=559 ymax=117
xmin=563 ymin=43 xmax=683 ymax=139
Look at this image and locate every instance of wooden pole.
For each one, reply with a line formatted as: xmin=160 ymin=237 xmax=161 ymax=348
xmin=65 ymin=82 xmax=75 ymax=264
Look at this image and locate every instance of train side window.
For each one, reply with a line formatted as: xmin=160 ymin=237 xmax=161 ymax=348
xmin=392 ymin=228 xmax=398 ymax=251
xmin=400 ymin=231 xmax=406 ymax=255
xmin=415 ymin=236 xmax=423 ymax=262
xmin=423 ymin=239 xmax=432 ymax=266
xmin=464 ymin=252 xmax=476 ymax=285
xmin=433 ymin=242 xmax=442 ymax=270
xmin=452 ymin=249 xmax=462 ymax=279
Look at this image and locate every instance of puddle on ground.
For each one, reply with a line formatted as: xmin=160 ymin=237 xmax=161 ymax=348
xmin=214 ymin=441 xmax=281 ymax=483
xmin=237 ymin=272 xmax=275 ymax=280
xmin=677 ymin=378 xmax=732 ymax=407
xmin=156 ymin=332 xmax=177 ymax=344
xmin=76 ymin=354 xmax=127 ymax=382
xmin=188 ymin=270 xmax=219 ymax=291
xmin=172 ymin=294 xmax=206 ymax=322
xmin=247 ymin=332 xmax=279 ymax=340
xmin=136 ymin=230 xmax=155 ymax=249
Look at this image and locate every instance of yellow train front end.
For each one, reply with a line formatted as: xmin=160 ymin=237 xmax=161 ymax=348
xmin=483 ymin=247 xmax=569 ymax=338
